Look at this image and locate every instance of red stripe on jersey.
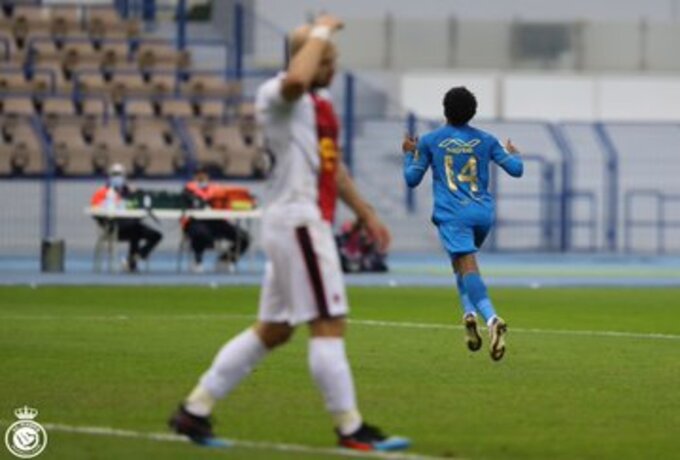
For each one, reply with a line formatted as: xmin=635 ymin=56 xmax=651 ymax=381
xmin=311 ymin=93 xmax=339 ymax=223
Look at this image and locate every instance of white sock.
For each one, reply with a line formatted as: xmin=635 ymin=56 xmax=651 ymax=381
xmin=487 ymin=315 xmax=498 ymax=327
xmin=333 ymin=409 xmax=363 ymax=436
xmin=308 ymin=338 xmax=362 ymax=435
xmin=193 ymin=328 xmax=268 ymax=412
xmin=184 ymin=384 xmax=217 ymax=417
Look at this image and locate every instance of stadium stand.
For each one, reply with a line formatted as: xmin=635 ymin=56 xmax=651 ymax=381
xmin=1 ymin=1 xmax=677 ymax=257
xmin=0 ymin=3 xmax=265 ymax=179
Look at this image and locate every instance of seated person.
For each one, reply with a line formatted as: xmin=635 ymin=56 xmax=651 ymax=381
xmin=91 ymin=163 xmax=163 ymax=272
xmin=336 ymin=219 xmax=388 ymax=273
xmin=182 ymin=168 xmax=250 ymax=273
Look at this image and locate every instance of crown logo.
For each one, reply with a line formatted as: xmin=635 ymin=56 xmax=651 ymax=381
xmin=14 ymin=406 xmax=38 ymax=420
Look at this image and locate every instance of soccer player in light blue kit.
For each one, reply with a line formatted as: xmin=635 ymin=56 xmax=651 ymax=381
xmin=402 ymin=86 xmax=523 ymax=360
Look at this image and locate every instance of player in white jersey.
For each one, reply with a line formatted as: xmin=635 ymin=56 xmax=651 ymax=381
xmin=169 ymin=14 xmax=410 ymax=452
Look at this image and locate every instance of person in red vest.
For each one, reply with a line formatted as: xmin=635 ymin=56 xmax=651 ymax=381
xmin=182 ymin=167 xmax=250 ymax=273
xmin=91 ymin=163 xmax=162 ymax=272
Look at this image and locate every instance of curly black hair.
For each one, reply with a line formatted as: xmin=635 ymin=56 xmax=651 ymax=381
xmin=443 ymin=86 xmax=477 ymax=126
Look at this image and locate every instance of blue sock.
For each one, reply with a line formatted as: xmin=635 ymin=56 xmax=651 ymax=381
xmin=462 ymin=272 xmax=497 ymax=323
xmin=455 ymin=274 xmax=476 ymax=317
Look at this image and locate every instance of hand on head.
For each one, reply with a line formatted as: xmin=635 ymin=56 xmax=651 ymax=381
xmin=313 ymin=14 xmax=344 ymax=32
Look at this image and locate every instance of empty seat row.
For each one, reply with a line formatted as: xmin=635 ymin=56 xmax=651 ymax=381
xmin=0 ymin=95 xmax=247 ymax=121
xmin=187 ymin=112 xmax=267 ymax=178
xmin=53 ymin=135 xmax=187 ymax=177
xmin=3 ymin=5 xmax=123 ymax=25
xmin=0 ymin=114 xmax=42 ymax=175
xmin=80 ymin=73 xmax=239 ymax=98
xmin=0 ymin=113 xmax=185 ymax=176
xmin=0 ymin=4 xmax=240 ymax=122
xmin=0 ymin=65 xmax=240 ymax=102
xmin=0 ymin=96 xmax=256 ymax=129
xmin=0 ymin=97 xmax=105 ymax=117
xmin=0 ymin=108 xmax=266 ymax=178
xmin=25 ymin=41 xmax=191 ymax=72
xmin=0 ymin=71 xmax=52 ymax=94
xmin=1 ymin=6 xmax=139 ymax=50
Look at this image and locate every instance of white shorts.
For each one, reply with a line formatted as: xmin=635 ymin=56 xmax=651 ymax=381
xmin=258 ymin=218 xmax=348 ymax=325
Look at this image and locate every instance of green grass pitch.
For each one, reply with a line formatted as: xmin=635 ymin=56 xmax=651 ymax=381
xmin=1 ymin=286 xmax=679 ymax=460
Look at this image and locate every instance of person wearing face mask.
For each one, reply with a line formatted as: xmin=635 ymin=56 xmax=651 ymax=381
xmin=91 ymin=163 xmax=163 ymax=272
xmin=182 ymin=167 xmax=250 ymax=273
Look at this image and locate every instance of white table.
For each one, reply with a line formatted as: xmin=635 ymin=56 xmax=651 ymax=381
xmin=85 ymin=207 xmax=262 ymax=273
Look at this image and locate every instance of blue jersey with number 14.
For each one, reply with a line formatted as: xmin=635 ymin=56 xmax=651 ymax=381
xmin=403 ymin=124 xmax=523 ymax=225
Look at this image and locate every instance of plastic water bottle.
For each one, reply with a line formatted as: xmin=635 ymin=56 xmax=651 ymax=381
xmin=105 ymin=187 xmax=117 ymax=213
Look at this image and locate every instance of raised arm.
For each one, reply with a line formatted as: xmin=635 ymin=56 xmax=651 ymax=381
xmin=491 ymin=138 xmax=523 ymax=178
xmin=336 ymin=162 xmax=391 ymax=252
xmin=402 ymin=135 xmax=431 ymax=187
xmin=281 ymin=15 xmax=344 ymax=102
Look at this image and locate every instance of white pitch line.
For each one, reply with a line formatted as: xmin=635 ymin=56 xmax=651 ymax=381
xmin=0 ymin=421 xmax=454 ymax=460
xmin=349 ymin=318 xmax=680 ymax=341
xmin=3 ymin=313 xmax=680 ymax=341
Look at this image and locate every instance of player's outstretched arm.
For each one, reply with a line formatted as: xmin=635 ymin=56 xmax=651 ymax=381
xmin=281 ymin=15 xmax=344 ymax=102
xmin=402 ymin=134 xmax=430 ymax=187
xmin=337 ymin=162 xmax=391 ymax=252
xmin=492 ymin=138 xmax=524 ymax=178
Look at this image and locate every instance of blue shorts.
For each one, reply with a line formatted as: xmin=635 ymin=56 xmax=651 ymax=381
xmin=437 ymin=219 xmax=493 ymax=257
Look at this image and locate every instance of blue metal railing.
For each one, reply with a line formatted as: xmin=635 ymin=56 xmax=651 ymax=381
xmin=624 ymin=190 xmax=680 ymax=254
xmin=494 ymin=154 xmax=558 ymax=251
xmin=0 ymin=36 xmax=10 ymax=61
xmin=232 ymin=2 xmax=244 ymax=80
xmin=343 ymin=73 xmax=355 ymax=174
xmin=29 ymin=114 xmax=55 ymax=240
xmin=570 ymin=191 xmax=598 ymax=252
xmin=404 ymin=112 xmax=417 ymax=213
xmin=593 ymin=122 xmax=620 ymax=252
xmin=546 ymin=123 xmax=575 ymax=251
xmin=170 ymin=116 xmax=196 ymax=178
